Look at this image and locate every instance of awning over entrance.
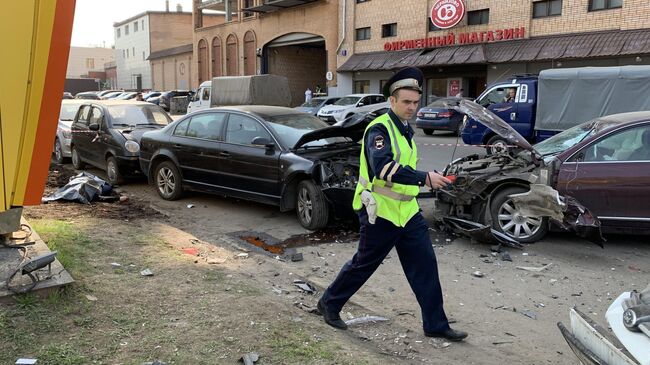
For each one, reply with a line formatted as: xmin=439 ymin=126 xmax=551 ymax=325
xmin=266 ymin=32 xmax=324 ymax=48
xmin=244 ymin=0 xmax=319 ymax=13
xmin=339 ymin=29 xmax=650 ymax=72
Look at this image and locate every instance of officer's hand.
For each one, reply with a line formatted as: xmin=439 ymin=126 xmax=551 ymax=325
xmin=425 ymin=172 xmax=451 ymax=189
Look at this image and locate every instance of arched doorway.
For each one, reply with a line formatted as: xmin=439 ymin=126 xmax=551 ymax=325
xmin=226 ymin=34 xmax=238 ymax=76
xmin=212 ymin=37 xmax=222 ymax=77
xmin=198 ymin=38 xmax=209 ymax=83
xmin=264 ymin=32 xmax=327 ymax=107
xmin=243 ymin=31 xmax=257 ymax=76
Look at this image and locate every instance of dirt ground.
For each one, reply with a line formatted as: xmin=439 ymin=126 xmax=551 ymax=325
xmin=3 ymin=164 xmax=649 ymax=364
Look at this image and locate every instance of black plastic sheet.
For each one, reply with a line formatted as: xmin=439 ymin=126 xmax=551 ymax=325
xmin=43 ymin=172 xmax=114 ymax=204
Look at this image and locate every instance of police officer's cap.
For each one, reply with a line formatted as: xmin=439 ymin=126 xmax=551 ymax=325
xmin=383 ymin=67 xmax=424 ymax=97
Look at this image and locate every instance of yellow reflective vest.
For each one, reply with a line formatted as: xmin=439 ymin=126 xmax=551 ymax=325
xmin=352 ymin=113 xmax=420 ymax=227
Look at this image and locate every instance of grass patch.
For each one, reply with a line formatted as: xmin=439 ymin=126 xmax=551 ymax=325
xmin=30 ymin=220 xmax=97 ymax=275
xmin=37 ymin=343 xmax=86 ymax=365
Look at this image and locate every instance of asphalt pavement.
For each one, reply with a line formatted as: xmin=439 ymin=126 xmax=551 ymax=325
xmin=410 ymin=124 xmax=485 ymax=172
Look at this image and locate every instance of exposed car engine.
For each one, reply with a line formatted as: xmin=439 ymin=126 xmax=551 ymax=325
xmin=317 ymin=154 xmax=359 ymax=189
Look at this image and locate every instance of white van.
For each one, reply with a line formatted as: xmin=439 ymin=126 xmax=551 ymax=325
xmin=186 ymin=81 xmax=211 ymax=114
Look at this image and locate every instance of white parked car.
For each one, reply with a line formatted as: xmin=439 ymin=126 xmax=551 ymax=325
xmin=53 ymin=99 xmax=85 ymax=163
xmin=317 ymin=93 xmax=386 ymax=124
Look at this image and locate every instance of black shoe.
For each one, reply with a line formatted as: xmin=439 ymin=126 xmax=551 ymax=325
xmin=425 ymin=328 xmax=468 ymax=342
xmin=317 ymin=299 xmax=348 ymax=330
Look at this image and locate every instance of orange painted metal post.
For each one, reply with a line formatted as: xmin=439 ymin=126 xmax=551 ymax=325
xmin=0 ymin=0 xmax=76 ymax=233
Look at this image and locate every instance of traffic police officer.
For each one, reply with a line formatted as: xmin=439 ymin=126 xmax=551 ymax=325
xmin=318 ymin=67 xmax=468 ymax=342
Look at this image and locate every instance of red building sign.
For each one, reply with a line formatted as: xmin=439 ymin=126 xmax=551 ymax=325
xmin=431 ymin=0 xmax=466 ymax=29
xmin=384 ymin=27 xmax=526 ymax=51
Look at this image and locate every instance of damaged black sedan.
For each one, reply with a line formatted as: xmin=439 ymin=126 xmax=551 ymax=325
xmin=139 ymin=106 xmax=361 ymax=230
xmin=433 ymin=100 xmax=650 ymax=244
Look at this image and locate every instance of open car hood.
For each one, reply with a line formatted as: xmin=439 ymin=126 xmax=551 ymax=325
xmin=450 ymin=99 xmax=535 ymax=153
xmin=293 ymin=109 xmax=382 ymax=149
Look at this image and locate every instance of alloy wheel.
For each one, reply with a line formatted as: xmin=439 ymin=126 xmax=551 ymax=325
xmin=297 ymin=187 xmax=313 ymax=225
xmin=157 ymin=166 xmax=176 ymax=198
xmin=497 ymin=199 xmax=542 ymax=240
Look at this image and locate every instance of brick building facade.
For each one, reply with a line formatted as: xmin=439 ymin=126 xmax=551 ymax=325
xmin=336 ymin=0 xmax=650 ymax=100
xmin=192 ymin=0 xmax=339 ymax=106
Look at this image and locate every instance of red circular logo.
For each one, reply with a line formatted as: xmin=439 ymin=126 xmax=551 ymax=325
xmin=431 ymin=0 xmax=465 ymax=29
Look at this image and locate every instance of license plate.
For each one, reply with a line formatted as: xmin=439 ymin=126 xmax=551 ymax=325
xmin=424 ymin=113 xmax=437 ymax=118
xmin=319 ymin=116 xmax=328 ymax=121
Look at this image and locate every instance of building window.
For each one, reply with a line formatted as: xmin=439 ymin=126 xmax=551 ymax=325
xmin=122 ymin=50 xmax=125 ymax=58
xmin=116 ymin=28 xmax=121 ymax=38
xmin=243 ymin=0 xmax=254 ymax=17
xmin=467 ymin=9 xmax=490 ymax=25
xmin=125 ymin=24 xmax=129 ymax=35
xmin=428 ymin=18 xmax=441 ymax=32
xmin=142 ymin=19 xmax=145 ymax=30
xmin=380 ymin=80 xmax=389 ymax=92
xmin=533 ymin=0 xmax=562 ymax=18
xmin=354 ymin=80 xmax=370 ymax=94
xmin=142 ymin=52 xmax=145 ymax=61
xmin=355 ymin=27 xmax=371 ymax=41
xmin=588 ymin=0 xmax=622 ymax=11
xmin=382 ymin=23 xmax=397 ymax=38
xmin=126 ymin=49 xmax=129 ymax=58
xmin=134 ymin=21 xmax=138 ymax=32
xmin=132 ymin=47 xmax=135 ymax=58
xmin=85 ymin=58 xmax=95 ymax=69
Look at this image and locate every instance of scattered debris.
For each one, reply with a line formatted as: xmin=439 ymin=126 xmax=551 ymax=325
xmin=290 ymin=253 xmax=303 ymax=262
xmin=472 ymin=271 xmax=485 ymax=278
xmin=516 ymin=263 xmax=553 ymax=272
xmin=492 ymin=341 xmax=514 ymax=345
xmin=344 ymin=315 xmax=389 ymax=326
xmin=397 ymin=311 xmax=415 ymax=317
xmin=186 ymin=204 xmax=194 ymax=208
xmin=479 ymin=254 xmax=489 ymax=258
xmin=295 ymin=302 xmax=318 ymax=314
xmin=140 ymin=269 xmax=154 ymax=277
xmin=16 ymin=359 xmax=38 ymax=365
xmin=236 ymin=253 xmax=250 ymax=259
xmin=141 ymin=361 xmax=167 ymax=365
xmin=293 ymin=280 xmax=316 ymax=294
xmin=521 ymin=310 xmax=538 ymax=320
xmin=500 ymin=252 xmax=512 ymax=262
xmin=207 ymin=257 xmax=227 ymax=264
xmin=85 ymin=294 xmax=98 ymax=301
xmin=181 ymin=247 xmax=199 ymax=256
xmin=240 ymin=352 xmax=259 ymax=365
xmin=110 ymin=262 xmax=122 ymax=268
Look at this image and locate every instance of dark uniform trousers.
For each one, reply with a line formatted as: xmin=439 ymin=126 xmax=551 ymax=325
xmin=321 ymin=211 xmax=451 ymax=333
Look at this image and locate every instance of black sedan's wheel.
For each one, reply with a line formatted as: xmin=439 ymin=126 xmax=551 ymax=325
xmin=106 ymin=156 xmax=123 ymax=185
xmin=490 ymin=186 xmax=549 ymax=243
xmin=423 ymin=129 xmax=434 ymax=135
xmin=155 ymin=161 xmax=183 ymax=200
xmin=53 ymin=139 xmax=65 ymax=164
xmin=71 ymin=146 xmax=84 ymax=169
xmin=486 ymin=135 xmax=509 ymax=155
xmin=296 ymin=180 xmax=329 ymax=230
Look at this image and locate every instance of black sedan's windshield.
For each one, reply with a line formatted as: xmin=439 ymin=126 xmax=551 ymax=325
xmin=266 ymin=114 xmax=350 ymax=148
xmin=107 ymin=105 xmax=172 ymax=127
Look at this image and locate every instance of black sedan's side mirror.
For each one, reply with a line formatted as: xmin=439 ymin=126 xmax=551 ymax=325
xmin=89 ymin=123 xmax=100 ymax=131
xmin=252 ymin=137 xmax=274 ymax=149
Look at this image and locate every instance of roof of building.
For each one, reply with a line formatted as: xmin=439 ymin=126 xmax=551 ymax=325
xmin=147 ymin=44 xmax=193 ymax=60
xmin=339 ymin=29 xmax=650 ymax=72
xmin=113 ymin=11 xmax=192 ymax=27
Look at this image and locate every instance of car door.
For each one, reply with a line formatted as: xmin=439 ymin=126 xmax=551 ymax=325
xmin=557 ymin=123 xmax=650 ymax=228
xmin=168 ymin=112 xmax=226 ymax=188
xmin=219 ymin=113 xmax=281 ymax=199
xmin=87 ymin=105 xmax=108 ymax=167
xmin=476 ymin=85 xmax=525 ymax=136
xmin=71 ymin=104 xmax=93 ymax=161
